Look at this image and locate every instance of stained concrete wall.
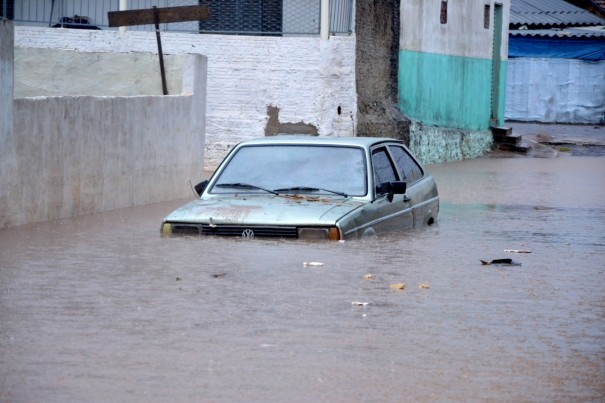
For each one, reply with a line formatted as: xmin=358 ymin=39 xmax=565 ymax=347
xmin=399 ymin=0 xmax=510 ymax=132
xmin=0 ymin=19 xmax=17 ymax=229
xmin=408 ymin=120 xmax=493 ymax=164
xmin=0 ymin=19 xmax=12 ymax=136
xmin=400 ymin=0 xmax=510 ymax=60
xmin=15 ymin=49 xmax=187 ymax=97
xmin=353 ymin=1 xmax=498 ymax=163
xmin=15 ymin=27 xmax=357 ymax=169
xmin=397 ymin=0 xmax=512 ymax=161
xmin=355 ymin=0 xmax=409 ymax=141
xmin=0 ymin=26 xmax=207 ymax=228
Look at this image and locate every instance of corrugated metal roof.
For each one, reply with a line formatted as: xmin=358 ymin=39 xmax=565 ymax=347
xmin=510 ymin=0 xmax=605 ymax=27
xmin=510 ymin=27 xmax=605 ymax=37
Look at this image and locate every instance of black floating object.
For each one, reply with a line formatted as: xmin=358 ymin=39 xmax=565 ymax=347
xmin=480 ymin=258 xmax=521 ymax=266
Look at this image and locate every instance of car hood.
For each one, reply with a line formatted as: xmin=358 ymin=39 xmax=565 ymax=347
xmin=164 ymin=195 xmax=366 ymax=226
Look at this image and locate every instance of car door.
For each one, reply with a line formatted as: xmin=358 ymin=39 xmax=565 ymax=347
xmin=388 ymin=144 xmax=437 ymax=227
xmin=366 ymin=146 xmax=414 ymax=234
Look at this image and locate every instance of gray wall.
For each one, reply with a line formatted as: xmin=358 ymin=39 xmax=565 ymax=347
xmin=0 ymin=25 xmax=207 ymax=228
xmin=0 ymin=19 xmax=17 ymax=229
xmin=15 ymin=49 xmax=187 ymax=97
xmin=0 ymin=19 xmax=12 ymax=135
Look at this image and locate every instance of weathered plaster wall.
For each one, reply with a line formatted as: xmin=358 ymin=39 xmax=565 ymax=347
xmin=399 ymin=0 xmax=510 ymax=132
xmin=399 ymin=50 xmax=496 ymax=130
xmin=15 ymin=27 xmax=357 ymax=169
xmin=355 ymin=0 xmax=409 ymax=141
xmin=396 ymin=0 xmax=510 ymax=162
xmin=399 ymin=0 xmax=510 ymax=60
xmin=408 ymin=120 xmax=493 ymax=164
xmin=0 ymin=46 xmax=207 ymax=228
xmin=0 ymin=19 xmax=12 ymax=136
xmin=353 ymin=0 xmax=494 ymax=162
xmin=0 ymin=19 xmax=17 ymax=229
xmin=15 ymin=49 xmax=187 ymax=97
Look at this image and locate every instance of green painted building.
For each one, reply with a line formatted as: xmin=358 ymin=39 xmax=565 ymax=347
xmin=399 ymin=1 xmax=510 ymax=163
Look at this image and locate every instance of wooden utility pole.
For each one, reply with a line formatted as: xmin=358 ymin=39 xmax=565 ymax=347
xmin=108 ymin=5 xmax=209 ymax=95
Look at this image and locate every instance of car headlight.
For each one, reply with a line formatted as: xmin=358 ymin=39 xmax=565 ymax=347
xmin=161 ymin=222 xmax=172 ymax=236
xmin=298 ymin=227 xmax=341 ymax=241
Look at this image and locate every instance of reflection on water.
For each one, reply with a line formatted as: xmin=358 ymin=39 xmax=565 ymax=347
xmin=1 ymin=157 xmax=604 ymax=402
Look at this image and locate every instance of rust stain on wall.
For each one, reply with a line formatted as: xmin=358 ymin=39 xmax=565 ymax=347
xmin=265 ymin=105 xmax=318 ymax=136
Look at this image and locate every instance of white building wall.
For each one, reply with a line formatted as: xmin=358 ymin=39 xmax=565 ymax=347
xmin=15 ymin=26 xmax=357 ymax=169
xmin=400 ymin=0 xmax=510 ymax=60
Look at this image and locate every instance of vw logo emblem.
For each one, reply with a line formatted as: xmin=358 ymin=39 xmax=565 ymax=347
xmin=241 ymin=229 xmax=255 ymax=238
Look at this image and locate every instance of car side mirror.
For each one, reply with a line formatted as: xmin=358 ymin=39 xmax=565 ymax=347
xmin=194 ymin=180 xmax=209 ymax=196
xmin=386 ymin=181 xmax=407 ymax=202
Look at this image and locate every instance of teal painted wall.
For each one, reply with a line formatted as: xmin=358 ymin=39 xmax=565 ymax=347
xmin=399 ymin=50 xmax=507 ymax=131
xmin=496 ymin=62 xmax=507 ymax=127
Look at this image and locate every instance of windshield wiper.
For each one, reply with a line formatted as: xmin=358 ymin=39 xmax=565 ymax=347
xmin=215 ymin=182 xmax=279 ymax=195
xmin=274 ymin=186 xmax=348 ymax=198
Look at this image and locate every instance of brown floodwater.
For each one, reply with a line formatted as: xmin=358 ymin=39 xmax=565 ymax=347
xmin=1 ymin=155 xmax=604 ymax=402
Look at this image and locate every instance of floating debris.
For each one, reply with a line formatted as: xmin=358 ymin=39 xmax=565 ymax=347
xmin=363 ymin=273 xmax=375 ymax=280
xmin=303 ymin=261 xmax=324 ymax=267
xmin=504 ymin=249 xmax=532 ymax=253
xmin=389 ymin=283 xmax=406 ymax=290
xmin=351 ymin=301 xmax=369 ymax=306
xmin=480 ymin=259 xmax=521 ymax=266
xmin=418 ymin=283 xmax=430 ymax=289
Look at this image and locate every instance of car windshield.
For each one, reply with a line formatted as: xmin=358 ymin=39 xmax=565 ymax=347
xmin=210 ymin=144 xmax=367 ymax=197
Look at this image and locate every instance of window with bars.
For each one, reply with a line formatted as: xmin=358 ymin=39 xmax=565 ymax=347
xmin=7 ymin=0 xmax=352 ymax=36
xmin=0 ymin=0 xmax=14 ymax=19
xmin=198 ymin=0 xmax=283 ymax=35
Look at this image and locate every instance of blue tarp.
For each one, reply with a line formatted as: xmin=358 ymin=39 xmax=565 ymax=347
xmin=509 ymin=36 xmax=605 ymax=61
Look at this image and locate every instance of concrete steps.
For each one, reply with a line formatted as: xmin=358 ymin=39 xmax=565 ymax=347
xmin=491 ymin=126 xmax=531 ymax=153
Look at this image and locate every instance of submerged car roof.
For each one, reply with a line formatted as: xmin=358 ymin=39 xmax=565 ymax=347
xmin=236 ymin=136 xmax=403 ymax=148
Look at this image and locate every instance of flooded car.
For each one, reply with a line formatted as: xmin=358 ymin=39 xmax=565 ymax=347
xmin=161 ymin=137 xmax=439 ymax=240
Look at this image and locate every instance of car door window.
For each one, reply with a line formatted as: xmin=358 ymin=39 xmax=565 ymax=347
xmin=372 ymin=148 xmax=397 ymax=194
xmin=389 ymin=145 xmax=423 ymax=184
